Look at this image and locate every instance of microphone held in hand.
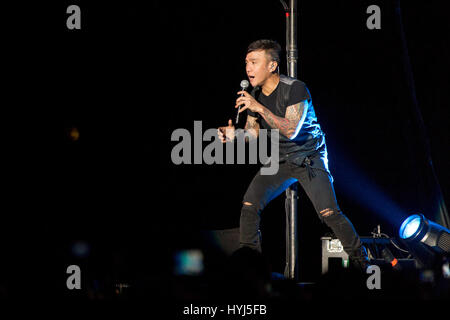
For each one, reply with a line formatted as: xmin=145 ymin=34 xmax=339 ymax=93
xmin=236 ymin=80 xmax=249 ymax=124
xmin=240 ymin=79 xmax=250 ymax=90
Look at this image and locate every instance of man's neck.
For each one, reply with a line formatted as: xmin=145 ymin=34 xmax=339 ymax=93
xmin=261 ymin=74 xmax=280 ymax=96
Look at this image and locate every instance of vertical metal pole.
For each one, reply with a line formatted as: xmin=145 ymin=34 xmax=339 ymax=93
xmin=287 ymin=0 xmax=298 ymax=78
xmin=285 ymin=183 xmax=298 ymax=280
xmin=282 ymin=0 xmax=299 ymax=281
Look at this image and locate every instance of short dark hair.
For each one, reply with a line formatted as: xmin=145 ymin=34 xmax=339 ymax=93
xmin=247 ymin=39 xmax=281 ymax=64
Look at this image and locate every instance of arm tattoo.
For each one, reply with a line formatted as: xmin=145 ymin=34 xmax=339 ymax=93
xmin=260 ymin=101 xmax=306 ymax=139
xmin=244 ymin=115 xmax=260 ymax=141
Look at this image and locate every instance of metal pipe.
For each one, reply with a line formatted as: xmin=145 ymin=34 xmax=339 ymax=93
xmin=283 ymin=0 xmax=299 ymax=281
xmin=287 ymin=0 xmax=298 ymax=78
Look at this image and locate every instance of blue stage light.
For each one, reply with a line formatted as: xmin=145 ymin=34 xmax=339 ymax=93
xmin=399 ymin=214 xmax=422 ymax=239
xmin=399 ymin=214 xmax=450 ymax=253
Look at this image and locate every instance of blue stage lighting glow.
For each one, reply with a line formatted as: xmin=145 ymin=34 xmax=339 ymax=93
xmin=399 ymin=214 xmax=422 ymax=239
xmin=332 ymin=151 xmax=406 ymax=227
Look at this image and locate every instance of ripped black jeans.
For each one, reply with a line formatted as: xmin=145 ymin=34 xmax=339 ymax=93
xmin=240 ymin=152 xmax=363 ymax=258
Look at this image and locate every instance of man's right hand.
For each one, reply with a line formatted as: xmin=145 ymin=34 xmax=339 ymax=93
xmin=217 ymin=119 xmax=235 ymax=143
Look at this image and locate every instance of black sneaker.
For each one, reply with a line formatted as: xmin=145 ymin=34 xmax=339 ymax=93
xmin=350 ymin=245 xmax=371 ymax=272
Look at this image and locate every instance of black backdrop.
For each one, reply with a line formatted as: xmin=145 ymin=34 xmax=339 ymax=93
xmin=4 ymin=0 xmax=449 ymax=298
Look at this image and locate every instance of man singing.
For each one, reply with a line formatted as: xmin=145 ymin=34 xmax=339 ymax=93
xmin=218 ymin=39 xmax=369 ymax=270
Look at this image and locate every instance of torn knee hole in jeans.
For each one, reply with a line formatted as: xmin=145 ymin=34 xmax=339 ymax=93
xmin=320 ymin=208 xmax=334 ymax=217
xmin=243 ymin=201 xmax=254 ymax=206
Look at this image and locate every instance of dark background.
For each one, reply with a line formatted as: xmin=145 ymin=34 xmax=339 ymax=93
xmin=3 ymin=0 xmax=449 ymax=299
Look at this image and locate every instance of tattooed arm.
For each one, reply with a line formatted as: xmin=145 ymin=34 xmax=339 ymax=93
xmin=258 ymin=100 xmax=308 ymax=139
xmin=234 ymin=91 xmax=307 ymax=140
xmin=244 ymin=115 xmax=260 ymax=141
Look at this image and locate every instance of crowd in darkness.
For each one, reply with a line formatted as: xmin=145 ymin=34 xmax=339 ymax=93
xmin=28 ymin=240 xmax=447 ymax=303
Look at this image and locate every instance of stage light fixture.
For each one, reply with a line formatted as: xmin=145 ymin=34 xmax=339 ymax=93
xmin=399 ymin=214 xmax=450 ymax=254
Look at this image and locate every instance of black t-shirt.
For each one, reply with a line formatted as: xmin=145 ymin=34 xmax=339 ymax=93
xmin=248 ymin=80 xmax=310 ymax=124
xmin=247 ymin=78 xmax=325 ymax=160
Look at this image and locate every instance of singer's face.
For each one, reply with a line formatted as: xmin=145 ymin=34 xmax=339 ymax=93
xmin=245 ymin=50 xmax=273 ymax=87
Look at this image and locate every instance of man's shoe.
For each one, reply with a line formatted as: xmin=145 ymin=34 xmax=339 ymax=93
xmin=350 ymin=245 xmax=370 ymax=272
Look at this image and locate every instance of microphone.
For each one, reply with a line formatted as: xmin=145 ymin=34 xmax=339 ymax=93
xmin=235 ymin=79 xmax=249 ymax=124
